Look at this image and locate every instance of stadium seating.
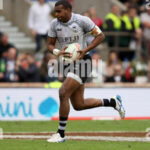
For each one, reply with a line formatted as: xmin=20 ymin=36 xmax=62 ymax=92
xmin=0 ymin=16 xmax=36 ymax=51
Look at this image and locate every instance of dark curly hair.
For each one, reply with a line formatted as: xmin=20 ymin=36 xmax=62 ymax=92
xmin=55 ymin=0 xmax=72 ymax=10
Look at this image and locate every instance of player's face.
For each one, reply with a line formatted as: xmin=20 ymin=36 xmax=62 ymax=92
xmin=54 ymin=5 xmax=71 ymax=22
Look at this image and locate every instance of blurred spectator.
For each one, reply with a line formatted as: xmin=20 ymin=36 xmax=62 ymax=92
xmin=140 ymin=8 xmax=150 ymax=55
xmin=40 ymin=51 xmax=58 ymax=82
xmin=124 ymin=62 xmax=135 ymax=82
xmin=88 ymin=7 xmax=103 ymax=28
xmin=148 ymin=58 xmax=150 ymax=81
xmin=121 ymin=7 xmax=142 ymax=48
xmin=130 ymin=55 xmax=148 ymax=83
xmin=141 ymin=8 xmax=150 ymax=41
xmin=16 ymin=53 xmax=40 ymax=82
xmin=28 ymin=0 xmax=53 ymax=52
xmin=91 ymin=53 xmax=105 ymax=83
xmin=5 ymin=48 xmax=18 ymax=82
xmin=0 ymin=33 xmax=14 ymax=58
xmin=122 ymin=0 xmax=145 ymax=14
xmin=0 ymin=32 xmax=2 ymax=40
xmin=0 ymin=54 xmax=7 ymax=82
xmin=103 ymin=5 xmax=121 ymax=47
xmin=106 ymin=51 xmax=122 ymax=78
xmin=105 ymin=64 xmax=127 ymax=82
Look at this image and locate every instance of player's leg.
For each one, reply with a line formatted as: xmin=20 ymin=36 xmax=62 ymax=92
xmin=70 ymin=84 xmax=125 ymax=119
xmin=58 ymin=78 xmax=79 ymax=137
xmin=47 ymin=77 xmax=81 ymax=143
xmin=58 ymin=77 xmax=80 ymax=117
xmin=70 ymin=84 xmax=101 ymax=110
xmin=69 ymin=54 xmax=125 ymax=116
xmin=70 ymin=84 xmax=114 ymax=110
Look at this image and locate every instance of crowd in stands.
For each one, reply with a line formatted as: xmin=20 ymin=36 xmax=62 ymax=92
xmin=0 ymin=0 xmax=150 ymax=83
xmin=83 ymin=0 xmax=150 ymax=83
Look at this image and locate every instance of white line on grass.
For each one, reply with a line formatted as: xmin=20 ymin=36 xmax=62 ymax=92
xmin=4 ymin=131 xmax=146 ymax=134
xmin=67 ymin=136 xmax=150 ymax=142
xmin=3 ymin=135 xmax=150 ymax=142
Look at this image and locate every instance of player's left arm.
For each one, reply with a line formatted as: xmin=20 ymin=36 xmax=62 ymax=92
xmin=84 ymin=26 xmax=105 ymax=53
xmin=77 ymin=26 xmax=105 ymax=59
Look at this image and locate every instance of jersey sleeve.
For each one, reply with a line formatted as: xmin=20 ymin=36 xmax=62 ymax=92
xmin=48 ymin=19 xmax=57 ymax=38
xmin=81 ymin=16 xmax=95 ymax=33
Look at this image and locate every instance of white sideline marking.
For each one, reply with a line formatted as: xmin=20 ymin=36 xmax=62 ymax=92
xmin=3 ymin=135 xmax=150 ymax=142
xmin=0 ymin=128 xmax=3 ymax=139
xmin=4 ymin=131 xmax=146 ymax=134
xmin=67 ymin=136 xmax=150 ymax=142
xmin=4 ymin=135 xmax=49 ymax=139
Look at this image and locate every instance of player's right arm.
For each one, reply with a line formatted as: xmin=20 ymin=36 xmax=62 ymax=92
xmin=47 ymin=19 xmax=60 ymax=56
xmin=47 ymin=37 xmax=57 ymax=54
xmin=47 ymin=37 xmax=70 ymax=57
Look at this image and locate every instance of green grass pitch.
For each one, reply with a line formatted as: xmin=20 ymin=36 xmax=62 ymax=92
xmin=0 ymin=120 xmax=150 ymax=150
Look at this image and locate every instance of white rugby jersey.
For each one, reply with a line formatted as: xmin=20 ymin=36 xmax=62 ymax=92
xmin=48 ymin=13 xmax=101 ymax=50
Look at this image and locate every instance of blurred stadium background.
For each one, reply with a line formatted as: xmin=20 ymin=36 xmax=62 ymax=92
xmin=0 ymin=0 xmax=150 ymax=149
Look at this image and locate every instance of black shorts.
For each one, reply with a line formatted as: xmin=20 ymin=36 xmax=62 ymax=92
xmin=61 ymin=54 xmax=92 ymax=84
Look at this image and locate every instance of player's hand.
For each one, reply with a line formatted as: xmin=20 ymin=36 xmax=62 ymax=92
xmin=76 ymin=50 xmax=86 ymax=60
xmin=58 ymin=46 xmax=72 ymax=58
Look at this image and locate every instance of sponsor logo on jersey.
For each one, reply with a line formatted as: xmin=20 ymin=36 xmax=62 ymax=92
xmin=58 ymin=36 xmax=79 ymax=43
xmin=72 ymin=26 xmax=78 ymax=33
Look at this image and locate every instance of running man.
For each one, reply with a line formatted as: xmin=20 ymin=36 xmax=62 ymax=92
xmin=47 ymin=0 xmax=125 ymax=143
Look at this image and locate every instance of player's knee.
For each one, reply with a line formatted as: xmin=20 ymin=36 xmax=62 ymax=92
xmin=59 ymin=87 xmax=65 ymax=100
xmin=73 ymin=105 xmax=83 ymax=111
xmin=59 ymin=87 xmax=68 ymax=101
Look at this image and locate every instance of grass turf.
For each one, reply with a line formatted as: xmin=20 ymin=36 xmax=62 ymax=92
xmin=0 ymin=120 xmax=150 ymax=132
xmin=0 ymin=120 xmax=150 ymax=150
xmin=0 ymin=140 xmax=150 ymax=150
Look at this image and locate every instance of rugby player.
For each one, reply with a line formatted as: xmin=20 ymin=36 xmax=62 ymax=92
xmin=47 ymin=0 xmax=125 ymax=143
